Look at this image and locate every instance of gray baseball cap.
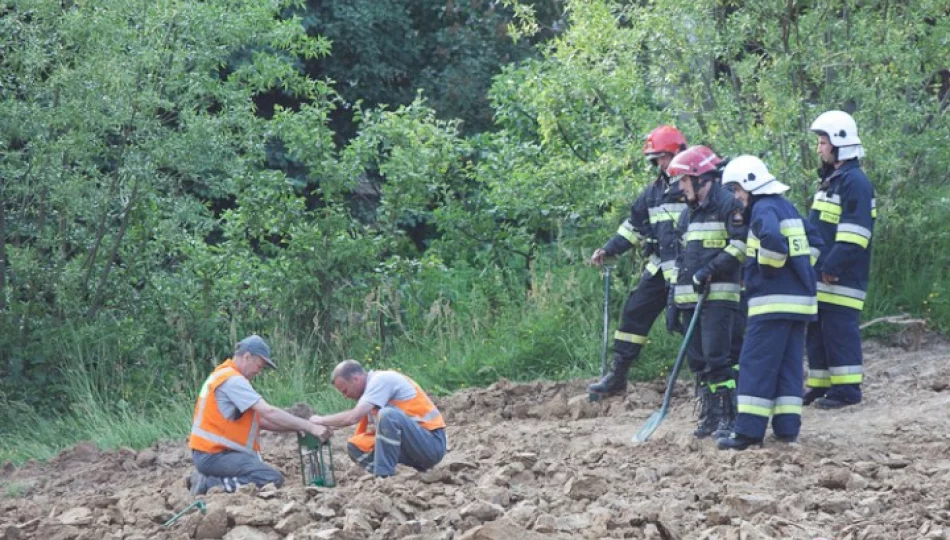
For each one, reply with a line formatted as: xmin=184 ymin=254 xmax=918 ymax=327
xmin=235 ymin=335 xmax=276 ymax=369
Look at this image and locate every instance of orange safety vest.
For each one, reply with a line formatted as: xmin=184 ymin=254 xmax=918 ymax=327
xmin=349 ymin=373 xmax=446 ymax=453
xmin=189 ymin=359 xmax=262 ymax=455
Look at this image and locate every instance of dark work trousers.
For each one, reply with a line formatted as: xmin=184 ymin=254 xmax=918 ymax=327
xmin=683 ymin=303 xmax=737 ymax=386
xmin=612 ymin=270 xmax=669 ymax=367
xmin=733 ymin=319 xmax=806 ymax=440
xmin=806 ymin=308 xmax=863 ymax=404
xmin=346 ymin=407 xmax=447 ymax=477
xmin=193 ymin=450 xmax=284 ymax=492
xmin=731 ymin=293 xmax=747 ymax=374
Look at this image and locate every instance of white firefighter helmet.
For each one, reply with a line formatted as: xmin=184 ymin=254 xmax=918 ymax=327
xmin=810 ymin=110 xmax=861 ymax=147
xmin=721 ymin=155 xmax=789 ymax=196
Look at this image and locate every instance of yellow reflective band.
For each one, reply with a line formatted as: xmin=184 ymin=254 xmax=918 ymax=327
xmin=617 ymin=224 xmax=640 ymax=244
xmin=817 ymin=292 xmax=865 ymax=310
xmin=649 ymin=213 xmax=682 ymax=224
xmin=830 ymin=373 xmax=863 ymax=384
xmin=773 ymin=404 xmax=802 ymax=415
xmin=708 ymin=291 xmax=741 ymax=302
xmin=835 ymin=232 xmax=870 ymax=248
xmin=746 ymin=236 xmax=761 ymax=249
xmin=686 ymin=231 xmax=730 ymax=242
xmin=812 ymin=200 xmax=841 ymax=214
xmin=871 ymin=208 xmax=878 ymax=218
xmin=757 ymin=248 xmax=787 ymax=268
xmin=675 ymin=292 xmax=699 ymax=303
xmin=724 ymin=244 xmax=745 ymax=261
xmin=708 ymin=379 xmax=736 ymax=391
xmin=703 ymin=239 xmax=727 ymax=248
xmin=748 ymin=302 xmax=817 ymax=317
xmin=807 ymin=377 xmax=832 ymax=388
xmin=614 ymin=330 xmax=647 ymax=345
xmin=737 ymin=404 xmax=772 ymax=418
xmin=780 ymin=226 xmax=805 ymax=237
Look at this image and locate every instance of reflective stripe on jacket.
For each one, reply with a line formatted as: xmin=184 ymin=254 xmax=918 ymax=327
xmin=808 ymin=160 xmax=876 ymax=311
xmin=673 ymin=182 xmax=746 ymax=308
xmin=189 ymin=359 xmax=261 ymax=455
xmin=743 ymin=195 xmax=821 ymax=321
xmin=349 ymin=374 xmax=446 ymax=453
xmin=602 ymin=173 xmax=686 ymax=281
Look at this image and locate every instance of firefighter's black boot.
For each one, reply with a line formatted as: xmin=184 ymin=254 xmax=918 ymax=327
xmin=716 ymin=432 xmax=763 ymax=451
xmin=587 ymin=356 xmax=630 ymax=397
xmin=712 ymin=387 xmax=737 ymax=440
xmin=693 ymin=386 xmax=719 ymax=439
xmin=803 ymin=387 xmax=826 ymax=406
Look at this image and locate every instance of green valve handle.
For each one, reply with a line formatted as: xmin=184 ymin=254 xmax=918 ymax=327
xmin=164 ymin=499 xmax=206 ymax=528
xmin=298 ymin=433 xmax=336 ymax=488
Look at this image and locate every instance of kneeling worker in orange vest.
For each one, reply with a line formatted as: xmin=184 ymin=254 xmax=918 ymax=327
xmin=309 ymin=360 xmax=447 ymax=477
xmin=188 ymin=335 xmax=331 ymax=495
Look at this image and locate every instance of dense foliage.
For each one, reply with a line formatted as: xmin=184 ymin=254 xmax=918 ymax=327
xmin=0 ymin=0 xmax=947 ymax=459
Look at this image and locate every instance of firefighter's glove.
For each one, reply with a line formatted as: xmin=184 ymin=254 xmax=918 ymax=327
xmin=692 ymin=268 xmax=711 ymax=294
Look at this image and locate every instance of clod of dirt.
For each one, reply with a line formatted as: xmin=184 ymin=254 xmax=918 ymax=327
xmin=134 ymin=450 xmax=157 ymax=468
xmin=229 ymin=498 xmax=277 ymax=527
xmin=566 ymin=394 xmax=597 ymax=420
xmin=461 ymin=518 xmax=551 ymax=540
xmin=274 ymin=512 xmax=308 ymax=535
xmin=341 ymin=508 xmax=375 ymax=533
xmin=195 ymin=507 xmax=228 ymax=539
xmin=819 ymin=467 xmax=852 ymax=490
xmin=532 ymin=513 xmax=556 ymax=532
xmin=724 ymin=494 xmax=777 ymax=518
xmin=475 ymin=486 xmax=510 ymax=507
xmin=506 ymin=501 xmax=538 ymax=527
xmin=223 ymin=525 xmax=278 ymax=540
xmin=58 ymin=507 xmax=93 ymax=526
xmin=460 ymin=500 xmax=504 ymax=522
xmin=563 ymin=474 xmax=607 ymax=500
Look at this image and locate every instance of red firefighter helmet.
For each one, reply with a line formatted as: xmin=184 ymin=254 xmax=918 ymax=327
xmin=666 ymin=145 xmax=722 ymax=180
xmin=643 ymin=125 xmax=688 ymax=156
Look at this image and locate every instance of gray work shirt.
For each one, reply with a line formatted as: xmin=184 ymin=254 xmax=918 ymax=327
xmin=215 ymin=375 xmax=262 ymax=420
xmin=358 ymin=371 xmax=418 ymax=410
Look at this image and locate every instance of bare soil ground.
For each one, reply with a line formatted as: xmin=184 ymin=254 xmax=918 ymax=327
xmin=2 ymin=338 xmax=949 ymax=540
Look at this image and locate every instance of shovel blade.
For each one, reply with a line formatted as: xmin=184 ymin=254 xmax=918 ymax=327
xmin=632 ymin=409 xmax=666 ymax=442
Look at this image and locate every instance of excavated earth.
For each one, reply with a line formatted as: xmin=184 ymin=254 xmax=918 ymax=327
xmin=2 ymin=337 xmax=949 ymax=540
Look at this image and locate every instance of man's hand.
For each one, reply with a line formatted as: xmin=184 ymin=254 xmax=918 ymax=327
xmin=589 ymin=248 xmax=607 ymax=267
xmin=692 ymin=269 xmax=711 ymax=294
xmin=821 ymin=272 xmax=839 ymax=285
xmin=308 ymin=423 xmax=333 ymax=442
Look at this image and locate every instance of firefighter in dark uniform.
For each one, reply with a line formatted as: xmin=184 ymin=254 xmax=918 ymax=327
xmin=665 ymin=145 xmax=745 ymax=439
xmin=716 ymin=155 xmax=824 ymax=450
xmin=588 ymin=125 xmax=689 ymax=398
xmin=804 ymin=111 xmax=876 ymax=409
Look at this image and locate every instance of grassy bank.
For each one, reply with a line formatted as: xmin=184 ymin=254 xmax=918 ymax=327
xmin=0 ymin=263 xmax=680 ymax=465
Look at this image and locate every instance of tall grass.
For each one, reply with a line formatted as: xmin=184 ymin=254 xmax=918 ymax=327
xmin=0 ymin=258 xmax=681 ymax=463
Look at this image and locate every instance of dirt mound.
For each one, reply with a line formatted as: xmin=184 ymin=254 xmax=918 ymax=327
xmin=2 ymin=339 xmax=949 ymax=539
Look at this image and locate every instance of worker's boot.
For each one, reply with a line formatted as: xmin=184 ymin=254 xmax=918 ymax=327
xmin=716 ymin=432 xmax=763 ymax=451
xmin=693 ymin=386 xmax=719 ymax=439
xmin=587 ymin=356 xmax=630 ymax=398
xmin=712 ymin=387 xmax=737 ymax=440
xmin=802 ymin=387 xmax=826 ymax=406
